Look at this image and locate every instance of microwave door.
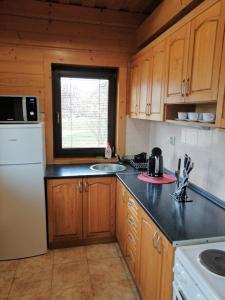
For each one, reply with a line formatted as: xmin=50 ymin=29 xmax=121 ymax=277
xmin=0 ymin=97 xmax=24 ymax=122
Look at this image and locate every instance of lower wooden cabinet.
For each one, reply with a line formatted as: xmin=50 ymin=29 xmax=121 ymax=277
xmin=138 ymin=209 xmax=174 ymax=300
xmin=47 ymin=179 xmax=83 ymax=247
xmin=116 ymin=180 xmax=128 ymax=254
xmin=47 ymin=176 xmax=116 ymax=248
xmin=83 ymin=177 xmax=116 ymax=240
xmin=116 ymin=179 xmax=174 ymax=300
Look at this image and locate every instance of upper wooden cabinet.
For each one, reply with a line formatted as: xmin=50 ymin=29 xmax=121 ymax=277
xmin=129 ymin=40 xmax=165 ymax=121
xmin=129 ymin=65 xmax=140 ymax=117
xmin=138 ymin=59 xmax=151 ymax=119
xmin=165 ymin=0 xmax=224 ymax=104
xmin=165 ymin=24 xmax=190 ymax=103
xmin=47 ymin=179 xmax=83 ymax=248
xmin=83 ymin=177 xmax=116 ymax=240
xmin=150 ymin=41 xmax=165 ymax=121
xmin=186 ymin=1 xmax=224 ymax=102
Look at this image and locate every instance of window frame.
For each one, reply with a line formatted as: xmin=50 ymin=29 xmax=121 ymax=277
xmin=52 ymin=64 xmax=117 ymax=157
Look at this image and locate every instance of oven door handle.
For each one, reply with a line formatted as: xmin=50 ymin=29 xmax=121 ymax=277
xmin=173 ymin=282 xmax=187 ymax=300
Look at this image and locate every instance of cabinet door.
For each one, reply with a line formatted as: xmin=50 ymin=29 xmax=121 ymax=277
xmin=186 ymin=1 xmax=224 ymax=102
xmin=138 ymin=212 xmax=162 ymax=300
xmin=164 ymin=24 xmax=190 ymax=103
xmin=149 ymin=41 xmax=165 ymax=121
xmin=138 ymin=59 xmax=151 ymax=119
xmin=83 ymin=177 xmax=116 ymax=239
xmin=129 ymin=65 xmax=140 ymax=117
xmin=47 ymin=179 xmax=83 ymax=247
xmin=116 ymin=180 xmax=127 ymax=255
xmin=138 ymin=210 xmax=174 ymax=300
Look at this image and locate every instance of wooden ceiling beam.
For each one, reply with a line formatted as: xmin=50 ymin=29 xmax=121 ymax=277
xmin=0 ymin=0 xmax=145 ymax=28
xmin=80 ymin=0 xmax=95 ymax=7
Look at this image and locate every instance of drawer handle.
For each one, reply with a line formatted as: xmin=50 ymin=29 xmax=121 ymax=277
xmin=128 ymin=216 xmax=136 ymax=227
xmin=128 ymin=199 xmax=135 ymax=208
xmin=128 ymin=233 xmax=134 ymax=243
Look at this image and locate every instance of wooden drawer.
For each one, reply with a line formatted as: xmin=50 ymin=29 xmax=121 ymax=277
xmin=126 ymin=244 xmax=136 ymax=277
xmin=127 ymin=212 xmax=139 ymax=237
xmin=127 ymin=195 xmax=139 ymax=216
xmin=127 ymin=230 xmax=137 ymax=253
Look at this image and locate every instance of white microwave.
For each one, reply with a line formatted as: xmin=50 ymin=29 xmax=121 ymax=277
xmin=0 ymin=96 xmax=39 ymax=123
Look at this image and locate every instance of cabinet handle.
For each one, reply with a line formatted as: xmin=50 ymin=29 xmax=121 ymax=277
xmin=128 ymin=215 xmax=136 ymax=227
xmin=148 ymin=103 xmax=151 ymax=116
xmin=156 ymin=235 xmax=162 ymax=254
xmin=128 ymin=233 xmax=134 ymax=243
xmin=145 ymin=103 xmax=149 ymax=115
xmin=128 ymin=199 xmax=135 ymax=209
xmin=84 ymin=181 xmax=88 ymax=192
xmin=185 ymin=78 xmax=190 ymax=96
xmin=181 ymin=79 xmax=185 ymax=97
xmin=153 ymin=231 xmax=158 ymax=249
xmin=135 ymin=104 xmax=139 ymax=114
xmin=78 ymin=181 xmax=83 ymax=193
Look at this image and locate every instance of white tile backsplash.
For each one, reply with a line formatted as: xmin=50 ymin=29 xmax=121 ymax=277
xmin=125 ymin=117 xmax=225 ymax=201
xmin=147 ymin=122 xmax=225 ymax=202
xmin=125 ymin=117 xmax=150 ymax=155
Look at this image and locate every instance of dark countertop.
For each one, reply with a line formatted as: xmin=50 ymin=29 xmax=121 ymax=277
xmin=45 ymin=163 xmax=225 ymax=246
xmin=45 ymin=163 xmax=137 ymax=179
xmin=117 ymin=172 xmax=225 ymax=246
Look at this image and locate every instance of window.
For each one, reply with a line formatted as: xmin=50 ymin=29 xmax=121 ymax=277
xmin=52 ymin=65 xmax=117 ymax=157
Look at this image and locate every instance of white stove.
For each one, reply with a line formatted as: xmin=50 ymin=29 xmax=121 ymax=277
xmin=173 ymin=242 xmax=225 ymax=300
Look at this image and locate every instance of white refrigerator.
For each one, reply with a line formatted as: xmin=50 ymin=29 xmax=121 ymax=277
xmin=0 ymin=123 xmax=47 ymax=260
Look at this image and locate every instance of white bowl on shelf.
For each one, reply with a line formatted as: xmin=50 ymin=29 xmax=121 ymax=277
xmin=177 ymin=112 xmax=187 ymax=120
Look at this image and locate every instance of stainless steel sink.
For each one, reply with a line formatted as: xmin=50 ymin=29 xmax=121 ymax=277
xmin=90 ymin=163 xmax=127 ymax=173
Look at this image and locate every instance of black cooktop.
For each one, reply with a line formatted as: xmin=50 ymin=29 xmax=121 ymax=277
xmin=199 ymin=249 xmax=225 ymax=277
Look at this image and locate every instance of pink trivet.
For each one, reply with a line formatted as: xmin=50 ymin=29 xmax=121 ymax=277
xmin=138 ymin=173 xmax=176 ymax=184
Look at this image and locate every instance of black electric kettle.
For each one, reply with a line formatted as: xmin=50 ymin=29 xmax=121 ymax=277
xmin=148 ymin=147 xmax=163 ymax=177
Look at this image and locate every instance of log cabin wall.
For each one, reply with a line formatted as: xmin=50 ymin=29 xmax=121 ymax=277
xmin=0 ymin=0 xmax=145 ymax=164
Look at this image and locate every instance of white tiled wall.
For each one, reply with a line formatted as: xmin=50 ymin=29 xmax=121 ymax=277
xmin=148 ymin=122 xmax=225 ymax=202
xmin=125 ymin=117 xmax=150 ymax=155
xmin=125 ymin=118 xmax=225 ymax=201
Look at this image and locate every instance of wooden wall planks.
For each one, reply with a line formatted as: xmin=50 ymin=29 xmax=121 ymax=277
xmin=0 ymin=0 xmax=138 ymax=163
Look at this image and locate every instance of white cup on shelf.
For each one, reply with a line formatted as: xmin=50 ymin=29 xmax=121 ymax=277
xmin=202 ymin=113 xmax=216 ymax=122
xmin=177 ymin=112 xmax=187 ymax=120
xmin=188 ymin=112 xmax=198 ymax=121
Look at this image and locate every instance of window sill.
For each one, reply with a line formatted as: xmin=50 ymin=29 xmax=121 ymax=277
xmin=50 ymin=156 xmax=117 ymax=165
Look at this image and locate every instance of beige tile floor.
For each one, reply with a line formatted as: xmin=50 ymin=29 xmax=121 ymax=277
xmin=0 ymin=243 xmax=140 ymax=300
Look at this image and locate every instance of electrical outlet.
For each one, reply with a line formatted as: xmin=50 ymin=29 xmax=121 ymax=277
xmin=169 ymin=136 xmax=176 ymax=145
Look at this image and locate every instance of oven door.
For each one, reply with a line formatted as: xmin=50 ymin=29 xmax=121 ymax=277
xmin=173 ymin=282 xmax=187 ymax=300
xmin=0 ymin=96 xmax=25 ymax=122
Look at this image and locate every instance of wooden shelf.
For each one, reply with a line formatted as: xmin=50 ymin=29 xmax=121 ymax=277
xmin=166 ymin=119 xmax=216 ymax=129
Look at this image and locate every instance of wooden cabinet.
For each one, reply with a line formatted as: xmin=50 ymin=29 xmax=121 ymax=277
xmin=116 ymin=180 xmax=127 ymax=255
xmin=116 ymin=180 xmax=174 ymax=300
xmin=125 ymin=194 xmax=140 ymax=280
xmin=165 ymin=0 xmax=224 ymax=104
xmin=186 ymin=1 xmax=224 ymax=102
xmin=138 ymin=209 xmax=174 ymax=300
xmin=149 ymin=40 xmax=165 ymax=121
xmin=129 ymin=40 xmax=165 ymax=121
xmin=47 ymin=179 xmax=83 ymax=247
xmin=138 ymin=59 xmax=151 ymax=119
xmin=83 ymin=177 xmax=116 ymax=240
xmin=165 ymin=24 xmax=190 ymax=103
xmin=47 ymin=176 xmax=116 ymax=248
xmin=129 ymin=65 xmax=140 ymax=117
